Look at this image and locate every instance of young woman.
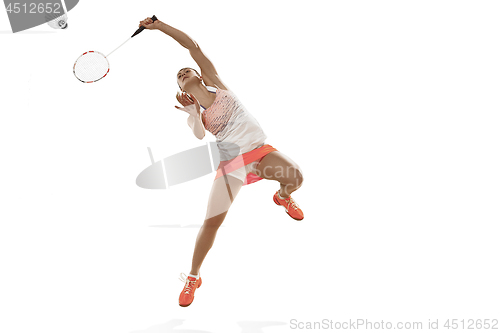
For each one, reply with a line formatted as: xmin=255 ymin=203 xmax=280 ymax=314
xmin=140 ymin=17 xmax=304 ymax=307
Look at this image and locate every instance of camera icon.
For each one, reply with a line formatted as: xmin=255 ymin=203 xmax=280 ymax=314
xmin=137 ymin=141 xmax=240 ymax=189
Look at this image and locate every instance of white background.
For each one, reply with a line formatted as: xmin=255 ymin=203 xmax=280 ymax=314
xmin=1 ymin=1 xmax=499 ymax=332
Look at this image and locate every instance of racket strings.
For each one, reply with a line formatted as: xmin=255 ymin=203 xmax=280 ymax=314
xmin=73 ymin=52 xmax=109 ymax=83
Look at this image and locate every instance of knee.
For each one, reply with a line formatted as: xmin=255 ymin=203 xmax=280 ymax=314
xmin=204 ymin=211 xmax=228 ymax=228
xmin=286 ymin=167 xmax=303 ymax=188
xmin=294 ymin=168 xmax=304 ymax=188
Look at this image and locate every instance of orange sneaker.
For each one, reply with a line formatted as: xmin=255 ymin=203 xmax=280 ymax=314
xmin=178 ymin=273 xmax=202 ymax=307
xmin=273 ymin=191 xmax=304 ymax=220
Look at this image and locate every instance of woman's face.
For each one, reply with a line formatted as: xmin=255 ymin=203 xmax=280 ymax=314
xmin=177 ymin=68 xmax=199 ymax=91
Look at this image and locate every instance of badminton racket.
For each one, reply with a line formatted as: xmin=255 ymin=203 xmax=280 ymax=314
xmin=73 ymin=15 xmax=157 ymax=83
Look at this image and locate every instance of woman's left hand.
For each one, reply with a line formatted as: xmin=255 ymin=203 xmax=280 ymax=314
xmin=175 ymin=93 xmax=200 ymax=116
xmin=176 ymin=92 xmax=195 ymax=107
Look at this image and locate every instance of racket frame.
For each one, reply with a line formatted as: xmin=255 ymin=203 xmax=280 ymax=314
xmin=73 ymin=15 xmax=156 ymax=83
xmin=73 ymin=51 xmax=110 ymax=83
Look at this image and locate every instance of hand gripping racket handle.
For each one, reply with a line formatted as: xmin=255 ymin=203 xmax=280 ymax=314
xmin=131 ymin=15 xmax=157 ymax=38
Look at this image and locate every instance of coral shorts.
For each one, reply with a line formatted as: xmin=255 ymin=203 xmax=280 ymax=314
xmin=215 ymin=144 xmax=277 ymax=185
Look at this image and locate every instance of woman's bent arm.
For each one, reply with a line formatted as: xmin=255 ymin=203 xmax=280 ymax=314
xmin=187 ymin=112 xmax=205 ymax=140
xmin=175 ymin=94 xmax=206 ymax=140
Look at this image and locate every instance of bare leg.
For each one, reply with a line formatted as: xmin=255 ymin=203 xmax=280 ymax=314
xmin=254 ymin=151 xmax=304 ymax=198
xmin=189 ymin=174 xmax=243 ymax=276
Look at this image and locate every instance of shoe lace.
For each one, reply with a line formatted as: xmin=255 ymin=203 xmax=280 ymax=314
xmin=179 ymin=273 xmax=197 ymax=295
xmin=285 ymin=196 xmax=300 ymax=210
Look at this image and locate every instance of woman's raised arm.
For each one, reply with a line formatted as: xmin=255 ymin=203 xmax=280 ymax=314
xmin=141 ymin=17 xmax=228 ymax=89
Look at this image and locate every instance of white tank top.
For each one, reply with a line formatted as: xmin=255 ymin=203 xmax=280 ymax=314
xmin=201 ymin=86 xmax=267 ymax=161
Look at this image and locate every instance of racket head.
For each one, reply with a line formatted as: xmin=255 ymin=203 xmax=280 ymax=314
xmin=73 ymin=51 xmax=110 ymax=83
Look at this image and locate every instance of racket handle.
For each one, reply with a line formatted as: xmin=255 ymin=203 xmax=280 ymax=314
xmin=131 ymin=15 xmax=157 ymax=38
